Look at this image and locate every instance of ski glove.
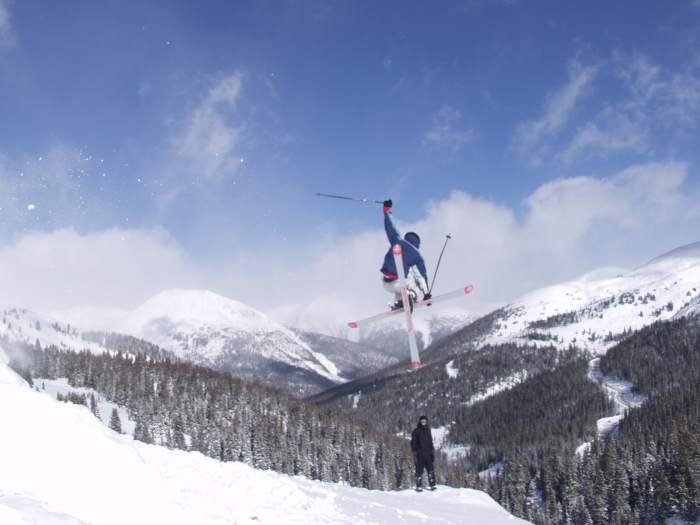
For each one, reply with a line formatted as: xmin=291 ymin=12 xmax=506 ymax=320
xmin=424 ymin=293 xmax=432 ymax=303
xmin=383 ymin=200 xmax=393 ymax=212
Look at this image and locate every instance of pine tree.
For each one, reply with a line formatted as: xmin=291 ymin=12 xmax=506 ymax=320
xmin=109 ymin=408 xmax=122 ymax=434
xmin=609 ymin=465 xmax=631 ymax=525
xmin=90 ymin=393 xmax=100 ymax=419
xmin=134 ymin=420 xmax=153 ymax=444
xmin=172 ymin=414 xmax=186 ymax=450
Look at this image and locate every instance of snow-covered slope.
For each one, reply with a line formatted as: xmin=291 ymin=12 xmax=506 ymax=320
xmin=473 ymin=243 xmax=700 ymax=353
xmin=0 ymin=308 xmax=106 ymax=354
xmin=122 ymin=289 xmax=344 ymax=396
xmin=674 ymin=293 xmax=700 ymax=319
xmin=0 ymin=348 xmax=529 ymax=525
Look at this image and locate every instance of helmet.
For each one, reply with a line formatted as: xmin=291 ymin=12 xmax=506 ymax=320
xmin=404 ymin=232 xmax=421 ymax=248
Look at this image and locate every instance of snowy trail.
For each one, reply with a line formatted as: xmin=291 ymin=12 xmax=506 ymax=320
xmin=0 ymin=350 xmax=529 ymax=525
xmin=576 ymin=358 xmax=647 ymax=456
xmin=587 ymin=358 xmax=647 ymax=413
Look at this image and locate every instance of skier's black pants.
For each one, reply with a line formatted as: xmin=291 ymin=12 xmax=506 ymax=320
xmin=414 ymin=452 xmax=435 ymax=487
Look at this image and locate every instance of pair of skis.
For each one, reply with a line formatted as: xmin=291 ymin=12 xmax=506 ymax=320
xmin=347 ymin=284 xmax=474 ymax=329
xmin=348 ymin=244 xmax=474 ymax=369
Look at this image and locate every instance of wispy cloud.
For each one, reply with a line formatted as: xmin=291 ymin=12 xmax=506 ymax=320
xmin=512 ymin=59 xmax=598 ymax=166
xmin=560 ymin=52 xmax=700 ymax=163
xmin=515 ymin=52 xmax=700 ymax=166
xmin=0 ymin=0 xmax=16 ymax=50
xmin=423 ymin=106 xmax=476 ymax=152
xmin=557 ymin=111 xmax=649 ymax=164
xmin=174 ymin=73 xmax=245 ymax=179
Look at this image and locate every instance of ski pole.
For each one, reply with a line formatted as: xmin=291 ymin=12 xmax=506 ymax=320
xmin=429 ymin=234 xmax=452 ymax=295
xmin=315 ymin=192 xmax=384 ymax=205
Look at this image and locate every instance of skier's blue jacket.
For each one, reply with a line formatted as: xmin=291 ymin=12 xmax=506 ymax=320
xmin=380 ymin=211 xmax=429 ymax=287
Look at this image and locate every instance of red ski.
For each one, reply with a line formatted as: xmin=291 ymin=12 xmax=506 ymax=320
xmin=348 ymin=284 xmax=474 ymax=330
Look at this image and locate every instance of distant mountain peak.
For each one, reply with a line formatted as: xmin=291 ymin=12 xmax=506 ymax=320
xmin=128 ymin=289 xmax=274 ymax=332
xmin=645 ymin=241 xmax=700 ymax=266
xmin=123 ymin=288 xmax=345 ymax=395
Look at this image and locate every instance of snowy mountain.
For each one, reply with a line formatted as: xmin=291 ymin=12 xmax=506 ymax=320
xmin=446 ymin=242 xmax=700 ymax=355
xmin=352 ymin=310 xmax=474 ymax=361
xmin=292 ymin=329 xmax=399 ymax=381
xmin=122 ymin=289 xmax=345 ymax=396
xmin=0 ymin=347 xmax=530 ymax=525
xmin=674 ymin=290 xmax=700 ymax=319
xmin=0 ymin=307 xmax=107 ymax=354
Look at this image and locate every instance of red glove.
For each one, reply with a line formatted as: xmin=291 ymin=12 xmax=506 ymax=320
xmin=383 ymin=199 xmax=392 ymax=213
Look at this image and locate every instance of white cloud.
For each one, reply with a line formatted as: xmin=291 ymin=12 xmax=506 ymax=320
xmin=0 ymin=0 xmax=15 ymax=50
xmin=270 ymin=161 xmax=698 ymax=334
xmin=174 ymin=73 xmax=245 ymax=179
xmin=0 ymin=228 xmax=201 ymax=312
xmin=423 ymin=106 xmax=476 ymax=152
xmin=512 ymin=59 xmax=598 ymax=166
xmin=1 ymin=163 xmax=697 ymax=338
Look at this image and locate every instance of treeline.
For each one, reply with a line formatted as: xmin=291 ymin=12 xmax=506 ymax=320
xmin=483 ymin=317 xmax=700 ymax=524
xmin=82 ymin=331 xmax=174 ymax=361
xmin=313 ymin=342 xmax=572 ymax=435
xmin=600 ymin=318 xmax=700 ymax=393
xmin=18 ymin=343 xmax=416 ymax=490
xmin=450 ymin=357 xmax=612 ymax=470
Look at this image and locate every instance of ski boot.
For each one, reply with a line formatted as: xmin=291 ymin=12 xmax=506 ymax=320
xmin=428 ymin=471 xmax=436 ymax=491
xmin=415 ymin=476 xmax=423 ymax=492
xmin=391 ymin=292 xmax=416 ymax=312
xmin=408 ymin=290 xmax=417 ymax=312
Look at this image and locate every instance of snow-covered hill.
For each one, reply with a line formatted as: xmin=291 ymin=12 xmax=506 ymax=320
xmin=122 ymin=289 xmax=345 ymax=396
xmin=0 ymin=348 xmax=529 ymax=525
xmin=0 ymin=308 xmax=107 ymax=354
xmin=470 ymin=242 xmax=700 ymax=354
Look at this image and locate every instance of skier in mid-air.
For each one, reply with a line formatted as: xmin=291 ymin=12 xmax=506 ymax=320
xmin=380 ymin=200 xmax=431 ymax=310
xmin=410 ymin=415 xmax=436 ymax=491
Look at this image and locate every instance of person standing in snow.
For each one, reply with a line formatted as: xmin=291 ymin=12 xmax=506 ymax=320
xmin=410 ymin=415 xmax=436 ymax=491
xmin=380 ymin=200 xmax=431 ymax=310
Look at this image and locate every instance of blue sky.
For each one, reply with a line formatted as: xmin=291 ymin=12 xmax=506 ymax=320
xmin=1 ymin=1 xmax=700 ymax=324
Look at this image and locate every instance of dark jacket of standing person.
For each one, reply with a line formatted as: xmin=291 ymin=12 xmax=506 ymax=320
xmin=411 ymin=415 xmax=436 ymax=489
xmin=411 ymin=417 xmax=434 ymax=456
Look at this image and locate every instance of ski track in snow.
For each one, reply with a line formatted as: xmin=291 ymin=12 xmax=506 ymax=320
xmin=576 ymin=358 xmax=648 ymax=456
xmin=0 ymin=348 xmax=530 ymax=525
